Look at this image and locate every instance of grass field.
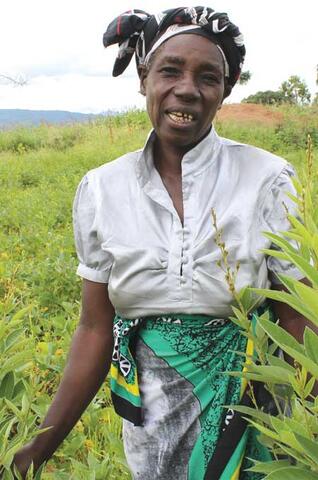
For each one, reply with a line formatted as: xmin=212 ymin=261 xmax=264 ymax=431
xmin=0 ymin=104 xmax=317 ymax=478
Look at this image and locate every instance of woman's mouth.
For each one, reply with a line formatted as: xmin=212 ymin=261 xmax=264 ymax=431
xmin=167 ymin=111 xmax=195 ymax=124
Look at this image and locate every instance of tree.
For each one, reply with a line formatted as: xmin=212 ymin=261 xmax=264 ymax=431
xmin=279 ymin=75 xmax=311 ymax=105
xmin=242 ymin=75 xmax=312 ymax=106
xmin=238 ymin=70 xmax=252 ymax=85
xmin=242 ymin=90 xmax=285 ymax=105
xmin=0 ymin=74 xmax=27 ymax=87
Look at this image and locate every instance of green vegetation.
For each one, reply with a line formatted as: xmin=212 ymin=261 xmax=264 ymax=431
xmin=214 ymin=136 xmax=318 ymax=478
xmin=0 ymin=106 xmax=317 ymax=478
xmin=243 ymin=75 xmax=312 ymax=106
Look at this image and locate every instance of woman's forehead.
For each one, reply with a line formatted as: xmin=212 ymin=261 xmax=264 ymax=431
xmin=151 ymin=34 xmax=224 ymax=69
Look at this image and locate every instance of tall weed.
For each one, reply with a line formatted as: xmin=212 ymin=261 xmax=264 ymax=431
xmin=215 ymin=137 xmax=318 ymax=478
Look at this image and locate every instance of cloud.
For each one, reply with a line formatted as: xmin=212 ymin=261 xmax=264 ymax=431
xmin=0 ymin=73 xmax=146 ymax=113
xmin=1 ymin=0 xmax=317 ymax=112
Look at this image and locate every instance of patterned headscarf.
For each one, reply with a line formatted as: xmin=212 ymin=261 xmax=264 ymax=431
xmin=103 ymin=7 xmax=245 ymax=88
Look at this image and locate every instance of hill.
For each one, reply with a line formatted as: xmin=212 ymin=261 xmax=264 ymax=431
xmin=0 ymin=108 xmax=108 ymax=127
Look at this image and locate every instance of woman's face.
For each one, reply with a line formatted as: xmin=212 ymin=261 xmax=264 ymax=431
xmin=140 ymin=33 xmax=226 ymax=151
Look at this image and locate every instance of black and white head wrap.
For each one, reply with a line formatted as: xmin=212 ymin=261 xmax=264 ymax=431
xmin=103 ymin=6 xmax=245 ymax=88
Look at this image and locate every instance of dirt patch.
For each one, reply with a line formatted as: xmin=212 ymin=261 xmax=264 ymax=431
xmin=216 ymin=103 xmax=284 ymax=126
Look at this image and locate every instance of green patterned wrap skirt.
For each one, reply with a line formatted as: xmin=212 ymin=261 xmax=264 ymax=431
xmin=110 ymin=312 xmax=271 ymax=479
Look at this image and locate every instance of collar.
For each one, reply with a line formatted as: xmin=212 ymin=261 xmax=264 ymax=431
xmin=135 ymin=126 xmax=221 ymax=188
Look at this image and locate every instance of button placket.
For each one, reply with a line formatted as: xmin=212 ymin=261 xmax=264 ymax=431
xmin=179 ymin=176 xmax=196 ymax=299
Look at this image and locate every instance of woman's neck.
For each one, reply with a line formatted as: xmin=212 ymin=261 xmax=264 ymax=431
xmin=153 ymin=138 xmax=187 ymax=178
xmin=152 ymin=126 xmax=212 ymax=178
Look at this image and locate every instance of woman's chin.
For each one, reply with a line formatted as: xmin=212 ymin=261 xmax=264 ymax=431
xmin=154 ymin=120 xmax=209 ymax=151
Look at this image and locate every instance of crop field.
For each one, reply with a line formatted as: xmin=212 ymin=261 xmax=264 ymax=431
xmin=0 ymin=105 xmax=317 ymax=478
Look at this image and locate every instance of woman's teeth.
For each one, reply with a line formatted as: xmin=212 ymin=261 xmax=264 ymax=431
xmin=168 ymin=112 xmax=194 ymax=124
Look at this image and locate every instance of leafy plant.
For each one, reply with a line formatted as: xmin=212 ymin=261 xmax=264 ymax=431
xmin=214 ymin=136 xmax=318 ymax=478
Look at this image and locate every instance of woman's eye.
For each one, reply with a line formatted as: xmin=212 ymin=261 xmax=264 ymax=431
xmin=159 ymin=67 xmax=179 ymax=76
xmin=201 ymin=74 xmax=219 ymax=84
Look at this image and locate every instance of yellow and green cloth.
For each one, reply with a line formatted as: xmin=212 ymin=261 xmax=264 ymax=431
xmin=110 ymin=310 xmax=272 ymax=480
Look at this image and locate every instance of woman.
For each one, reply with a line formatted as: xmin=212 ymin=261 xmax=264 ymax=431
xmin=14 ymin=6 xmax=308 ymax=480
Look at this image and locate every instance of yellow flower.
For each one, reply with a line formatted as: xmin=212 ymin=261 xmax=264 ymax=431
xmin=37 ymin=342 xmax=49 ymax=354
xmin=84 ymin=439 xmax=94 ymax=449
xmin=55 ymin=348 xmax=64 ymax=356
xmin=75 ymin=420 xmax=84 ymax=433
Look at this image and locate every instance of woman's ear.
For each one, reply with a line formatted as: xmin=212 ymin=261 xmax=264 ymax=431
xmin=222 ymin=79 xmax=232 ymax=101
xmin=138 ymin=65 xmax=147 ymax=96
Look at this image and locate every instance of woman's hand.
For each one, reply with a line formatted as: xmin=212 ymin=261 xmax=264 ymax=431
xmin=12 ymin=280 xmax=115 ymax=474
xmin=12 ymin=443 xmax=36 ymax=479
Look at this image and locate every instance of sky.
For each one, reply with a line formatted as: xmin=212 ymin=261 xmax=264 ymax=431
xmin=0 ymin=0 xmax=317 ymax=113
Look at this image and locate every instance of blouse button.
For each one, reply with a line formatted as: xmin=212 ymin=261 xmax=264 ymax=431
xmin=182 ymin=256 xmax=189 ymax=265
xmin=183 ymin=242 xmax=190 ymax=250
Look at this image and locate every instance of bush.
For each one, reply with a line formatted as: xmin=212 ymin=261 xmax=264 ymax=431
xmin=243 ymin=90 xmax=285 ymax=105
xmin=222 ymin=138 xmax=318 ymax=479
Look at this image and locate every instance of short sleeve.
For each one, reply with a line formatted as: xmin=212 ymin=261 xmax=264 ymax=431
xmin=73 ymin=175 xmax=112 ymax=283
xmin=262 ymin=164 xmax=304 ymax=284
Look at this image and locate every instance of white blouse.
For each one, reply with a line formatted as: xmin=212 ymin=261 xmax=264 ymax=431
xmin=73 ymin=128 xmax=302 ymax=319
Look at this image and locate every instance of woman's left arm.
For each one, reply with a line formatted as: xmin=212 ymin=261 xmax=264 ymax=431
xmin=271 ymin=279 xmax=317 ymax=343
xmin=271 ymin=279 xmax=318 ymax=395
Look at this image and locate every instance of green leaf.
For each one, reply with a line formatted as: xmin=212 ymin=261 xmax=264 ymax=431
xmin=294 ymin=433 xmax=318 ymax=464
xmin=21 ymin=394 xmax=30 ymax=416
xmin=274 ymin=428 xmax=305 ymax=454
xmin=11 ymin=305 xmax=33 ymax=322
xmin=258 ymin=318 xmax=304 ymax=354
xmin=248 ymin=460 xmax=290 ymax=474
xmin=272 ymin=443 xmax=312 ymax=466
xmin=266 ymin=467 xmax=318 ymax=479
xmin=5 ymin=329 xmax=24 ymax=351
xmin=251 ymin=288 xmax=316 ymax=324
xmin=288 ymin=216 xmax=315 ymax=243
xmin=246 ymin=419 xmax=281 ymax=442
xmin=262 ymin=231 xmax=300 ymax=255
xmin=230 ymin=306 xmax=249 ymax=328
xmin=293 ymin=282 xmax=318 ymax=322
xmin=287 ymin=347 xmax=318 ymax=380
xmin=304 ymin=327 xmax=318 ymax=364
xmin=4 ymin=398 xmax=21 ymax=418
xmin=246 ymin=364 xmax=293 ymax=385
xmin=258 ymin=319 xmax=318 ymax=379
xmin=12 ymin=379 xmax=26 ymax=399
xmin=227 ymin=370 xmax=289 ymax=385
xmin=225 ymin=404 xmax=273 ymax=426
xmin=1 ymin=350 xmax=34 ymax=375
xmin=266 ymin=353 xmax=295 ymax=374
xmin=304 ymin=377 xmax=316 ymax=398
xmin=0 ymin=372 xmax=15 ymax=399
xmin=263 ymin=244 xmax=318 ymax=286
xmin=34 ymin=463 xmax=45 ymax=480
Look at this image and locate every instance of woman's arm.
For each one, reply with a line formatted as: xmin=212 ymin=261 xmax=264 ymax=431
xmin=271 ymin=279 xmax=316 ymax=344
xmin=13 ymin=279 xmax=115 ymax=477
xmin=271 ymin=279 xmax=318 ymax=395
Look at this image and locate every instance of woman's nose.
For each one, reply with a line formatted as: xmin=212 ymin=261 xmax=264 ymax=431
xmin=174 ymin=74 xmax=200 ymax=101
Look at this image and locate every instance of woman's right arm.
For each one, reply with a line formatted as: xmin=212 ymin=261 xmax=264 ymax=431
xmin=13 ymin=279 xmax=115 ymax=478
